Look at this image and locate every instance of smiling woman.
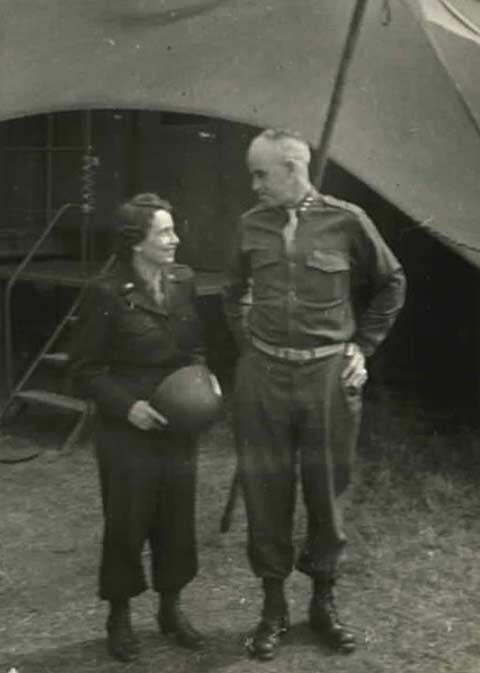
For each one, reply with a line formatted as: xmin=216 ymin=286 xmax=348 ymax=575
xmin=68 ymin=193 xmax=218 ymax=662
xmin=133 ymin=210 xmax=179 ymax=267
xmin=115 ymin=193 xmax=179 ymax=269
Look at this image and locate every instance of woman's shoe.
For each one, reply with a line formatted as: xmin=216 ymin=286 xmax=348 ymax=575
xmin=106 ymin=600 xmax=139 ymax=662
xmin=158 ymin=596 xmax=205 ymax=651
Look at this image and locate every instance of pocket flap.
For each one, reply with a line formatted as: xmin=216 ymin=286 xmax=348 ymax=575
xmin=250 ymin=247 xmax=281 ymax=269
xmin=306 ymin=250 xmax=350 ymax=272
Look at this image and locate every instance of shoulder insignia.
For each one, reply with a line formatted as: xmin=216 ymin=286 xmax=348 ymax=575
xmin=298 ymin=192 xmax=323 ymax=213
xmin=321 ymin=193 xmax=365 ymax=218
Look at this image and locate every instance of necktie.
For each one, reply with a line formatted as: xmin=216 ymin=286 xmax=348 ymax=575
xmin=283 ymin=208 xmax=298 ymax=257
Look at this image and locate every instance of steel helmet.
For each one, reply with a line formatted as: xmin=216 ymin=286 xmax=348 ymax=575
xmin=150 ymin=364 xmax=223 ymax=433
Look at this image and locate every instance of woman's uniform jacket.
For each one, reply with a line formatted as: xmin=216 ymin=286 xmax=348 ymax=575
xmin=69 ymin=261 xmax=206 ymax=422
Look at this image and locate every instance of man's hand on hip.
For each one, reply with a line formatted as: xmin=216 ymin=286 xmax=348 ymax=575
xmin=342 ymin=343 xmax=367 ymax=390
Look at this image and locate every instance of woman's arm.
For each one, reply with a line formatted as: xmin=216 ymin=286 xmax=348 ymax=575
xmin=69 ymin=281 xmax=137 ymax=421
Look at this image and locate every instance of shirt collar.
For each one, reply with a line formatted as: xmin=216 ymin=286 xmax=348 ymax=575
xmin=282 ymin=187 xmax=322 ymax=212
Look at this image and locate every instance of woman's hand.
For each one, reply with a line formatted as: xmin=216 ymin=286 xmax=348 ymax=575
xmin=128 ymin=400 xmax=168 ymax=431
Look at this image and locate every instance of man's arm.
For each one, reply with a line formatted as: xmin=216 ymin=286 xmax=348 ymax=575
xmin=188 ymin=272 xmax=208 ymax=367
xmin=222 ymin=223 xmax=253 ymax=351
xmin=351 ymin=211 xmax=407 ymax=358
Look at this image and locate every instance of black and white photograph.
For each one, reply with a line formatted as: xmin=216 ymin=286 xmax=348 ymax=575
xmin=0 ymin=1 xmax=479 ymax=672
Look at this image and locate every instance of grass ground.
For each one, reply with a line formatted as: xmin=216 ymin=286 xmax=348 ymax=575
xmin=1 ymin=387 xmax=480 ymax=673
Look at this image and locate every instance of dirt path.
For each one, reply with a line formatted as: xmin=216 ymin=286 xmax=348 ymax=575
xmin=1 ymin=395 xmax=480 ymax=673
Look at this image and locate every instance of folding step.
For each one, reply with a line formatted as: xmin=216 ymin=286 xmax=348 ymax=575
xmin=14 ymin=390 xmax=87 ymax=413
xmin=41 ymin=352 xmax=70 ymax=365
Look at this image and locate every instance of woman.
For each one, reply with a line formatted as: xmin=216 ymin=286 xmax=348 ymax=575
xmin=69 ymin=193 xmax=207 ymax=662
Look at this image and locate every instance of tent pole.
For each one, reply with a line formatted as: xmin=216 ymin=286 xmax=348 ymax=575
xmin=314 ymin=0 xmax=369 ymax=187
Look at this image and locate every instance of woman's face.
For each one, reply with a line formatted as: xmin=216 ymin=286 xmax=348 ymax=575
xmin=136 ymin=209 xmax=179 ymax=266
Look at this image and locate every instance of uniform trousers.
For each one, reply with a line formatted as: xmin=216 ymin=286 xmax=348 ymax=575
xmin=233 ymin=348 xmax=362 ymax=581
xmin=95 ymin=417 xmax=198 ymax=600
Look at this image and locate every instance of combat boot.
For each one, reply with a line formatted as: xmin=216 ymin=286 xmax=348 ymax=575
xmin=309 ymin=578 xmax=356 ymax=654
xmin=246 ymin=578 xmax=289 ymax=661
xmin=246 ymin=613 xmax=290 ymax=660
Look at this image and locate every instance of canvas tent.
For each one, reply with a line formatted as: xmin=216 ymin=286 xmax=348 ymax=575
xmin=0 ymin=0 xmax=479 ymax=262
xmin=418 ymin=0 xmax=480 ymax=130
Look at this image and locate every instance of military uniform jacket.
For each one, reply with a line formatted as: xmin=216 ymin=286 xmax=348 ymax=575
xmin=224 ymin=192 xmax=406 ymax=357
xmin=69 ymin=261 xmax=205 ymax=421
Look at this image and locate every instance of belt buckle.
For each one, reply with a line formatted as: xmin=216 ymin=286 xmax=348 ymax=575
xmin=288 ymin=346 xmax=306 ymax=361
xmin=256 ymin=339 xmax=321 ymax=362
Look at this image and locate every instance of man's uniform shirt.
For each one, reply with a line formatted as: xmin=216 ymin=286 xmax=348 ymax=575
xmin=224 ymin=192 xmax=406 ymax=357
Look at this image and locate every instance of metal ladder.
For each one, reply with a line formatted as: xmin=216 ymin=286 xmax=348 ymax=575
xmin=0 ymin=201 xmax=113 ymax=455
xmin=1 ymin=284 xmax=91 ymax=455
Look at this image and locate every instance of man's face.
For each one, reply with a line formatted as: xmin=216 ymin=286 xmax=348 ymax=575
xmin=248 ymin=142 xmax=297 ymax=207
xmin=138 ymin=209 xmax=179 ymax=266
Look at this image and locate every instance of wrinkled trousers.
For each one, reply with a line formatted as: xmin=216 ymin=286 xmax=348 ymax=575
xmin=233 ymin=348 xmax=361 ymax=580
xmin=95 ymin=418 xmax=198 ymax=600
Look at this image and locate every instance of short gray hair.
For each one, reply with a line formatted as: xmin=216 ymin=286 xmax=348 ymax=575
xmin=249 ymin=129 xmax=311 ymax=167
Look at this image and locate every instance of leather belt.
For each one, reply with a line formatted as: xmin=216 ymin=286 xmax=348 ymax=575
xmin=251 ymin=336 xmax=345 ymax=362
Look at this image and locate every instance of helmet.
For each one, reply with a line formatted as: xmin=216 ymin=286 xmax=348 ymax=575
xmin=150 ymin=364 xmax=223 ymax=433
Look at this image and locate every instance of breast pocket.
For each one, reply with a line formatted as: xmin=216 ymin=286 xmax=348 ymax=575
xmin=250 ymin=247 xmax=281 ymax=270
xmin=303 ymin=249 xmax=350 ymax=305
xmin=116 ymin=306 xmax=160 ymax=337
xmin=249 ymin=247 xmax=282 ymax=298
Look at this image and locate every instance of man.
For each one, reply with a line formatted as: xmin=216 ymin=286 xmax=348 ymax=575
xmin=224 ymin=129 xmax=406 ymax=660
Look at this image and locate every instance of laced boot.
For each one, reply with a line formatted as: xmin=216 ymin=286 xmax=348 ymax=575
xmin=158 ymin=590 xmax=206 ymax=651
xmin=106 ymin=599 xmax=139 ymax=662
xmin=246 ymin=578 xmax=289 ymax=661
xmin=309 ymin=577 xmax=356 ymax=654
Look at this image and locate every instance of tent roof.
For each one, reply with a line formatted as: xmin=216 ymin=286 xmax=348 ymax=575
xmin=331 ymin=0 xmax=480 ymax=266
xmin=1 ymin=0 xmax=479 ymax=266
xmin=0 ymin=0 xmax=349 ymax=136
